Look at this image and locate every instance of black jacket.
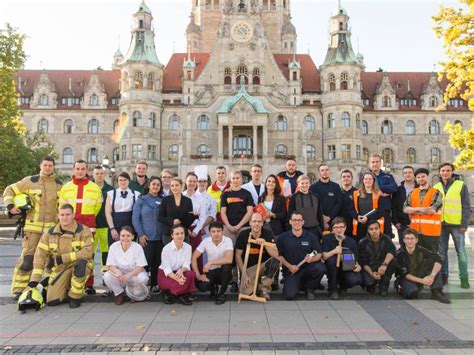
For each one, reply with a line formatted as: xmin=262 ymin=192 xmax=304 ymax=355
xmin=158 ymin=194 xmax=196 ymax=236
xmin=391 ymin=181 xmax=416 ymax=226
xmin=396 ymin=246 xmax=442 ymax=279
xmin=358 ymin=234 xmax=396 ymax=270
xmin=309 ymin=180 xmax=342 ymax=221
xmin=259 ymin=194 xmax=287 ymax=236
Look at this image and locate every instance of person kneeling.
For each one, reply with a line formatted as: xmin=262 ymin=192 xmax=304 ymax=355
xmin=192 ymin=221 xmax=233 ymax=305
xmin=358 ymin=220 xmax=396 ymax=297
xmin=158 ymin=224 xmax=197 ymax=305
xmin=103 ymin=226 xmax=149 ymax=305
xmin=26 ymin=204 xmax=93 ymax=309
xmin=277 ymin=211 xmax=326 ymax=300
xmin=322 ymin=218 xmax=362 ymax=300
xmin=395 ymin=228 xmax=450 ymax=304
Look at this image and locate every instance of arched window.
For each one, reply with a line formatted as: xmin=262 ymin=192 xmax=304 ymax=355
xmin=275 ymin=144 xmax=288 ymax=155
xmin=90 ymin=94 xmax=99 ymax=106
xmin=38 ymin=118 xmax=49 ymax=133
xmin=63 ymin=147 xmax=73 ymax=164
xmin=224 ymin=67 xmax=232 ymax=85
xmin=382 ymin=147 xmax=394 ymax=164
xmin=134 ymin=71 xmax=143 ymax=89
xmin=148 ymin=112 xmax=156 ymax=128
xmin=133 ymin=111 xmax=142 ymax=127
xmin=197 ymin=144 xmax=210 ymax=155
xmin=327 ymin=113 xmax=335 ymax=128
xmin=87 ymin=148 xmax=98 ymax=163
xmin=236 ymin=64 xmax=248 ymax=85
xmin=39 ymin=94 xmax=48 ymax=106
xmin=113 ymin=119 xmax=120 ymax=133
xmin=233 ymin=135 xmax=253 ymax=155
xmin=381 ymin=120 xmax=393 ymax=134
xmin=429 ymin=120 xmax=440 ymax=135
xmin=197 ymin=115 xmax=210 ymax=130
xmin=252 ymin=67 xmax=260 ymax=85
xmin=429 ymin=96 xmax=438 ymax=108
xmin=454 ymin=120 xmax=463 ymax=128
xmin=382 ymin=96 xmax=391 ymax=108
xmin=275 ymin=115 xmax=288 ymax=131
xmin=362 ymin=120 xmax=368 ymax=135
xmin=340 ymin=72 xmax=348 ymax=90
xmin=113 ymin=147 xmax=120 ymax=162
xmin=356 ymin=113 xmax=361 ymax=128
xmin=430 ymin=147 xmax=441 ymax=163
xmin=168 ymin=144 xmax=179 ymax=161
xmin=304 ymin=115 xmax=315 ymax=130
xmin=306 ymin=144 xmax=316 ymax=161
xmin=63 ymin=119 xmax=73 ymax=134
xmin=405 ymin=120 xmax=416 ymax=134
xmin=88 ymin=119 xmax=99 ymax=134
xmin=147 ymin=73 xmax=154 ymax=90
xmin=341 ymin=112 xmax=351 ymax=128
xmin=363 ymin=148 xmax=369 ymax=163
xmin=406 ymin=148 xmax=416 ymax=163
xmin=169 ymin=114 xmax=180 ymax=130
xmin=328 ymin=73 xmax=336 ymax=91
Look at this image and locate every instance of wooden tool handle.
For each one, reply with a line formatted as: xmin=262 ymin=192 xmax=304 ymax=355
xmin=336 ymin=239 xmax=343 ymax=268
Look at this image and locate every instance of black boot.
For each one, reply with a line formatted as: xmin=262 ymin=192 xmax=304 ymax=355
xmin=69 ymin=298 xmax=81 ymax=309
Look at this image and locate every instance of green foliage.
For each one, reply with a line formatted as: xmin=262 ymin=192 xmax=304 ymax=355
xmin=0 ymin=24 xmax=57 ymax=191
xmin=444 ymin=118 xmax=474 ymax=171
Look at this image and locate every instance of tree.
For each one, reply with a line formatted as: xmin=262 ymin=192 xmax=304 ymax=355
xmin=0 ymin=24 xmax=57 ymax=191
xmin=432 ymin=0 xmax=473 ymax=110
xmin=444 ymin=118 xmax=474 ymax=171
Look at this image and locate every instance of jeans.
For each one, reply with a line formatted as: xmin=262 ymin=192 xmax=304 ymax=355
xmin=439 ymin=226 xmax=469 ymax=280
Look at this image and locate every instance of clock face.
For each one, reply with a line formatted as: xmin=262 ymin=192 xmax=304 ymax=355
xmin=231 ymin=21 xmax=253 ymax=43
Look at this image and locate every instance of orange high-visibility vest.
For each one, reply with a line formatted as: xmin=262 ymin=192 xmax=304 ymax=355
xmin=409 ymin=187 xmax=442 ymax=237
xmin=352 ymin=190 xmax=384 ymax=235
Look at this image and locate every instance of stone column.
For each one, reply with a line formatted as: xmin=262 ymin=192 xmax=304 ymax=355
xmin=218 ymin=123 xmax=223 ymax=164
xmin=253 ymin=125 xmax=258 ymax=162
xmin=228 ymin=125 xmax=233 ymax=161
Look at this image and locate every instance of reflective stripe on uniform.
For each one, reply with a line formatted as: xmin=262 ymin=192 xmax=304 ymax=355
xmin=69 ymin=252 xmax=77 ymax=262
xmin=37 ymin=242 xmax=49 ymax=251
xmin=32 ymin=268 xmax=44 ymax=275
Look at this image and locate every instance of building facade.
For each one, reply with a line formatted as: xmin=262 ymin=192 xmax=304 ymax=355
xmin=15 ymin=0 xmax=472 ymax=188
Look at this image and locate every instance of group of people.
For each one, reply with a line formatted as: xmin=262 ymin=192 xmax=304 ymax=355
xmin=3 ymin=152 xmax=470 ymax=309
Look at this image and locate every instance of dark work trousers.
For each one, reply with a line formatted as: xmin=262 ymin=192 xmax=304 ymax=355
xmin=397 ymin=272 xmax=444 ymax=298
xmin=419 ymin=235 xmax=440 ymax=254
xmin=396 ymin=224 xmax=408 ymax=250
xmin=142 ymin=240 xmax=163 ymax=288
xmin=196 ymin=264 xmax=233 ymax=296
xmin=282 ymin=262 xmax=326 ymax=300
xmin=325 ymin=256 xmax=362 ymax=292
xmin=383 ymin=211 xmax=393 ymax=238
xmin=361 ymin=261 xmax=395 ymax=291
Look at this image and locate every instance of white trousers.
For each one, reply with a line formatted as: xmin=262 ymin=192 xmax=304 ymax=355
xmin=103 ymin=271 xmax=149 ymax=296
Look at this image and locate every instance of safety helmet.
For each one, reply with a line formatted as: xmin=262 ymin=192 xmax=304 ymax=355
xmin=13 ymin=194 xmax=32 ymax=211
xmin=18 ymin=287 xmax=44 ymax=312
xmin=125 ymin=279 xmax=149 ymax=301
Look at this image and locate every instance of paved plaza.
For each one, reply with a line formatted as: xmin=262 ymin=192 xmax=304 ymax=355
xmin=0 ymin=227 xmax=473 ymax=354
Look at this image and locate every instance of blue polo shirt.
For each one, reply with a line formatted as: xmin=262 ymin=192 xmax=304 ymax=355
xmin=277 ymin=230 xmax=322 ymax=267
xmin=322 ymin=234 xmax=358 ymax=256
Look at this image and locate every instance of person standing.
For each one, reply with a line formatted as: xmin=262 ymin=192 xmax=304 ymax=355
xmin=368 ymin=153 xmax=397 ymax=237
xmin=207 ymin=166 xmax=230 ymax=222
xmin=322 ymin=217 xmax=362 ymax=300
xmin=310 ymin=163 xmax=342 ymax=233
xmin=340 ymin=170 xmax=356 ymax=237
xmin=160 ymin=169 xmax=174 ymax=197
xmin=288 ymin=175 xmax=324 ymax=240
xmin=392 ymin=166 xmax=416 ymax=250
xmin=105 ymin=172 xmax=140 ymax=246
xmin=434 ymin=163 xmax=470 ymax=288
xmin=196 ymin=171 xmax=217 ymax=238
xmin=27 ymin=204 xmax=93 ymax=308
xmin=259 ymin=174 xmax=287 ymax=236
xmin=350 ymin=172 xmax=387 ymax=241
xmin=395 ymin=228 xmax=450 ymax=303
xmin=277 ymin=158 xmax=303 ymax=196
xmin=277 ymin=211 xmax=326 ymax=300
xmin=358 ymin=220 xmax=396 ymax=297
xmin=59 ymin=160 xmax=102 ymax=295
xmin=3 ymin=157 xmax=62 ymax=299
xmin=132 ymin=176 xmax=164 ymax=294
xmin=92 ymin=165 xmax=114 ymax=267
xmin=242 ymin=164 xmax=265 ymax=205
xmin=403 ymin=168 xmax=443 ymax=253
xmin=129 ymin=161 xmax=149 ymax=194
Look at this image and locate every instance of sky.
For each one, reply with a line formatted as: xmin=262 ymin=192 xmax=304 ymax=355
xmin=0 ymin=0 xmax=457 ymax=72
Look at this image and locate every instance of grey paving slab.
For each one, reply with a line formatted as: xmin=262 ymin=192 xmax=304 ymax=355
xmin=154 ymin=308 xmax=195 ymax=323
xmin=322 ymin=350 xmax=348 ymax=354
xmin=315 ymin=333 xmax=359 ymax=342
xmin=230 ymin=310 xmax=268 ymax=322
xmin=76 ymin=311 xmax=122 ymax=323
xmin=184 ymin=336 xmax=229 ymax=343
xmin=271 ymin=334 xmax=315 ymax=343
xmin=101 ymin=322 xmax=151 ymax=338
xmin=263 ymin=301 xmax=300 ymax=311
xmin=344 ymin=351 xmax=370 ymax=355
xmin=95 ymin=336 xmax=143 ymax=344
xmin=59 ymin=322 xmax=113 ymax=337
xmin=191 ymin=311 xmax=230 ymax=323
xmin=115 ymin=311 xmax=158 ymax=322
xmin=49 ymin=336 xmax=99 ymax=345
xmin=7 ymin=336 xmax=55 ymax=345
xmin=297 ymin=300 xmax=333 ymax=310
xmin=298 ymin=351 xmax=323 ymax=355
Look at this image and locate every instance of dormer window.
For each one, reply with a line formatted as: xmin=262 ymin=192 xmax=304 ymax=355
xmin=90 ymin=94 xmax=99 ymax=106
xmin=39 ymin=94 xmax=48 ymax=106
xmin=382 ymin=96 xmax=391 ymax=108
xmin=429 ymin=96 xmax=438 ymax=108
xmin=139 ymin=20 xmax=144 ymax=28
xmin=339 ymin=22 xmax=344 ymax=31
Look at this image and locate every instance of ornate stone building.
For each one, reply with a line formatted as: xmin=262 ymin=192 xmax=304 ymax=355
xmin=15 ymin=0 xmax=472 ymax=188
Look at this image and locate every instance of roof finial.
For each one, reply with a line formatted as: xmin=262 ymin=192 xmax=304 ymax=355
xmin=338 ymin=0 xmax=342 ymax=9
xmin=172 ymin=41 xmax=175 ymax=54
xmin=187 ymin=43 xmax=191 ymax=61
xmin=407 ymin=79 xmax=411 ymax=92
xmin=117 ymin=34 xmax=121 ymax=51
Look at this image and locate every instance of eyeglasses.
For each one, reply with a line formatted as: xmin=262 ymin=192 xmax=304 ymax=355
xmin=333 ymin=225 xmax=345 ymax=229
